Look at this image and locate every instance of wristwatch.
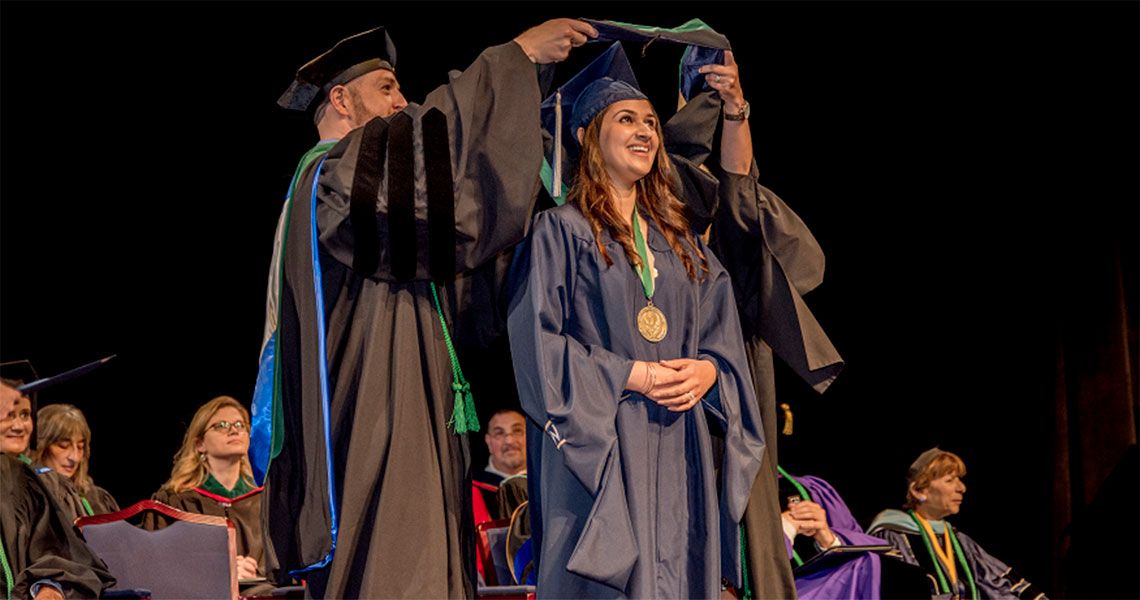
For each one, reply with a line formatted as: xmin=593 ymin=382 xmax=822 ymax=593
xmin=724 ymin=100 xmax=750 ymax=121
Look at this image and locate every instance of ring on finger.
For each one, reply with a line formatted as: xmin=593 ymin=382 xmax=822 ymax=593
xmin=713 ymin=74 xmax=721 ymax=83
xmin=687 ymin=390 xmax=697 ymax=403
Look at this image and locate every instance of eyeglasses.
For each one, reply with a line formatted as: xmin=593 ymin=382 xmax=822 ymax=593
xmin=206 ymin=420 xmax=248 ymax=433
xmin=488 ymin=429 xmax=524 ymax=441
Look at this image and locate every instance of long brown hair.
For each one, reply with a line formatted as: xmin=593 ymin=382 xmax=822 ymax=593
xmin=33 ymin=403 xmax=94 ymax=494
xmin=569 ymin=104 xmax=708 ymax=281
xmin=162 ymin=396 xmax=254 ymax=493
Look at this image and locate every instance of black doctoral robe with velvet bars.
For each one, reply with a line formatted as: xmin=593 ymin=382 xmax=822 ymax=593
xmin=265 ymin=41 xmax=544 ymax=598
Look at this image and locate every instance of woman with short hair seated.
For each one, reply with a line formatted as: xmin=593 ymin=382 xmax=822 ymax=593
xmin=34 ymin=403 xmax=119 ymax=517
xmin=868 ymin=447 xmax=1047 ymax=599
xmin=148 ymin=396 xmax=275 ymax=583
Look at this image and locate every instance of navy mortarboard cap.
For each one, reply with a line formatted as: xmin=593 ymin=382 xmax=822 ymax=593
xmin=540 ymin=20 xmax=731 ymax=203
xmin=569 ymin=77 xmax=649 ymax=141
xmin=278 ymin=26 xmax=397 ymax=111
xmin=541 ymin=42 xmax=642 ymax=200
xmin=0 ymin=359 xmax=39 ymax=390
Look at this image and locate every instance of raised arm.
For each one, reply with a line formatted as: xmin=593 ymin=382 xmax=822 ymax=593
xmin=700 ymin=50 xmax=752 ymax=175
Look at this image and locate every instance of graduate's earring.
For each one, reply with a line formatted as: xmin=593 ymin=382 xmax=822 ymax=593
xmin=198 ymin=452 xmax=207 ymax=462
xmin=917 ymin=495 xmax=927 ymax=503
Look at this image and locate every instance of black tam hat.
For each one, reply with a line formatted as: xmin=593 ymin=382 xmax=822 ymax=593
xmin=278 ymin=26 xmax=398 ymax=111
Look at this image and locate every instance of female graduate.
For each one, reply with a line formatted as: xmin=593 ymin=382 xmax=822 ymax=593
xmin=151 ymin=396 xmax=273 ymax=583
xmin=34 ymin=404 xmax=120 ymax=516
xmin=506 ymin=48 xmax=765 ymax=598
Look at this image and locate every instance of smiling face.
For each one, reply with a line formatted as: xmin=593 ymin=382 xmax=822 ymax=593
xmin=195 ymin=406 xmax=249 ymax=461
xmin=590 ymin=99 xmax=660 ymax=190
xmin=0 ymin=393 xmax=32 ymax=455
xmin=42 ymin=434 xmax=86 ymax=478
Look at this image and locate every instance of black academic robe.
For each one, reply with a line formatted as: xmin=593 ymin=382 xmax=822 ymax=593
xmin=267 ymin=41 xmax=543 ymax=598
xmin=149 ymin=485 xmax=275 ymax=580
xmin=37 ymin=468 xmax=119 ymax=520
xmin=870 ymin=511 xmax=1047 ymax=599
xmin=30 ymin=467 xmax=86 ymax=524
xmin=81 ymin=485 xmax=119 ymax=517
xmin=0 ymin=455 xmax=115 ymax=599
xmin=664 ymin=89 xmax=845 ymax=599
xmin=507 ymin=204 xmax=765 ymax=598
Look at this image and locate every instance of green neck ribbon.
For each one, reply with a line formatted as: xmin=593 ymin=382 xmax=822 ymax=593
xmin=631 ymin=209 xmax=654 ymax=299
xmin=777 ymin=465 xmax=812 ymax=566
xmin=907 ymin=510 xmax=977 ymax=600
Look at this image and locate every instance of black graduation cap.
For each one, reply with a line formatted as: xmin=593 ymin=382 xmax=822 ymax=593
xmin=0 ymin=356 xmax=116 ymax=394
xmin=540 ymin=19 xmax=731 ymax=204
xmin=0 ymin=359 xmax=40 ymax=390
xmin=278 ymin=26 xmax=398 ymax=112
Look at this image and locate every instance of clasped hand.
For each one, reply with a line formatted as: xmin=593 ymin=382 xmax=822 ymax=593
xmin=627 ymin=358 xmax=717 ymax=412
xmin=783 ymin=500 xmax=837 ymax=547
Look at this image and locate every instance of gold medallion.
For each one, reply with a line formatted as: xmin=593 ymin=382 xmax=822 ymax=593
xmin=637 ymin=303 xmax=668 ymax=343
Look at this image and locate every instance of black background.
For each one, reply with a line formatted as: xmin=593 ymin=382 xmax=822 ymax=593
xmin=2 ymin=2 xmax=1136 ymax=591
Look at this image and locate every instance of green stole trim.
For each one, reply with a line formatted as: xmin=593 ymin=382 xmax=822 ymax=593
xmin=201 ymin=473 xmax=254 ymax=500
xmin=80 ymin=496 xmax=94 ymax=517
xmin=540 ymin=159 xmax=568 ymax=206
xmin=270 ymin=140 xmax=338 ymax=462
xmin=603 ymin=18 xmax=715 ymax=35
xmin=0 ymin=528 xmax=12 ymax=600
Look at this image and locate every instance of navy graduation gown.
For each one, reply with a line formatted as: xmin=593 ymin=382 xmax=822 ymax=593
xmin=507 ymin=204 xmax=765 ymax=598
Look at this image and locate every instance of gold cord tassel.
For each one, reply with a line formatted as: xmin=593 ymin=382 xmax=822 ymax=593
xmin=780 ymin=403 xmax=794 ymax=436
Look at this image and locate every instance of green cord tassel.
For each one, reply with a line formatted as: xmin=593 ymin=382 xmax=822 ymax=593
xmin=430 ymin=282 xmax=480 ymax=434
xmin=739 ymin=525 xmax=752 ymax=599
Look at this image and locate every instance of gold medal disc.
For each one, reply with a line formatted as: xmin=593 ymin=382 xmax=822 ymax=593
xmin=637 ymin=304 xmax=668 ymax=342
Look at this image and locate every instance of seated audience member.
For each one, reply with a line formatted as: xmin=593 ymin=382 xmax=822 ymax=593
xmin=868 ymin=447 xmax=1047 ymax=599
xmin=148 ymin=396 xmax=275 ymax=583
xmin=1 ymin=378 xmax=35 ymax=462
xmin=474 ymin=409 xmax=528 ymax=521
xmin=34 ymin=404 xmax=120 ymax=517
xmin=778 ymin=466 xmax=930 ymax=599
xmin=1 ymin=381 xmax=116 ymax=599
xmin=0 ymin=379 xmax=86 ymax=521
xmin=476 ymin=409 xmax=527 ymax=486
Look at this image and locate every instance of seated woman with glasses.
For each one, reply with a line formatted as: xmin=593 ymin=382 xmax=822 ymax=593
xmin=34 ymin=403 xmax=120 ymax=517
xmin=148 ymin=396 xmax=275 ymax=584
